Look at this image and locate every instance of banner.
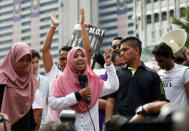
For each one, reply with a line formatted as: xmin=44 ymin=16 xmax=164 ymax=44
xmin=67 ymin=25 xmax=105 ymax=68
xmin=117 ymin=0 xmax=127 ymax=37
xmin=31 ymin=0 xmax=40 ymax=51
xmin=13 ymin=0 xmax=21 ymax=43
xmin=68 ymin=24 xmax=105 ymax=57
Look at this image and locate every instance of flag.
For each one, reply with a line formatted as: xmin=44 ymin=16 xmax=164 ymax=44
xmin=13 ymin=0 xmax=21 ymax=43
xmin=136 ymin=21 xmax=139 ymax=38
xmin=31 ymin=0 xmax=40 ymax=51
xmin=117 ymin=0 xmax=127 ymax=37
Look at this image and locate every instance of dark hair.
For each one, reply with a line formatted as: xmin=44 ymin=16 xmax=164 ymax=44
xmin=120 ymin=36 xmax=142 ymax=55
xmin=183 ymin=60 xmax=189 ymax=67
xmin=58 ymin=46 xmax=72 ymax=55
xmin=40 ymin=121 xmax=75 ymax=131
xmin=31 ymin=49 xmax=40 ymax=59
xmin=113 ymin=36 xmax=123 ymax=41
xmin=152 ymin=42 xmax=173 ymax=58
xmin=112 ymin=51 xmax=121 ymax=64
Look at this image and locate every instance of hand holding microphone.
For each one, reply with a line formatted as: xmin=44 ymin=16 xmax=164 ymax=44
xmin=78 ymin=74 xmax=91 ymax=104
xmin=79 ymin=88 xmax=91 ymax=100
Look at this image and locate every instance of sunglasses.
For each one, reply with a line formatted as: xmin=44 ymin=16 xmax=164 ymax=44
xmin=112 ymin=44 xmax=120 ymax=49
xmin=59 ymin=57 xmax=67 ymax=61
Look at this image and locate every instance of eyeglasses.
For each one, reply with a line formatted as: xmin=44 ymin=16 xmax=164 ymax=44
xmin=112 ymin=44 xmax=120 ymax=49
xmin=59 ymin=57 xmax=67 ymax=61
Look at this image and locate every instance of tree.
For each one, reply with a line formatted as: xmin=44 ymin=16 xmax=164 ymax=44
xmin=172 ymin=8 xmax=189 ymax=48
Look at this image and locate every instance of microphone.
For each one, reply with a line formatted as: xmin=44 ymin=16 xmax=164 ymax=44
xmin=78 ymin=74 xmax=91 ymax=105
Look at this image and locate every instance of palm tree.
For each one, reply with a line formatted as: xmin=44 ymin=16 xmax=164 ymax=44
xmin=172 ymin=8 xmax=189 ymax=47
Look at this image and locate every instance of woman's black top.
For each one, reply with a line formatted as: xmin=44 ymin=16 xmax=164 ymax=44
xmin=0 ymin=84 xmax=36 ymax=131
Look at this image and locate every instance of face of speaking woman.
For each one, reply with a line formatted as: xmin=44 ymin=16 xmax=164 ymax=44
xmin=72 ymin=49 xmax=87 ymax=72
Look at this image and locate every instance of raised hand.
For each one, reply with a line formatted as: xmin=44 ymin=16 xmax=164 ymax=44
xmin=79 ymin=87 xmax=91 ymax=100
xmin=80 ymin=8 xmax=85 ymax=25
xmin=104 ymin=49 xmax=112 ymax=66
xmin=51 ymin=11 xmax=60 ymax=27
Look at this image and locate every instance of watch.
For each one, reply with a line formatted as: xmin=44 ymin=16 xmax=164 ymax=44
xmin=135 ymin=105 xmax=149 ymax=116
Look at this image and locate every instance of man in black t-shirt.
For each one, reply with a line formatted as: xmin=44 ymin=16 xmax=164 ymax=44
xmin=105 ymin=37 xmax=167 ymax=120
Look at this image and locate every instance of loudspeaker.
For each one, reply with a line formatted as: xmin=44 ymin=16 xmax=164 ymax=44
xmin=158 ymin=29 xmax=187 ymax=59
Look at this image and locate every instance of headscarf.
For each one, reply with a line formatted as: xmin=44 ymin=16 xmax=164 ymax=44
xmin=0 ymin=42 xmax=39 ymax=125
xmin=52 ymin=47 xmax=104 ymax=113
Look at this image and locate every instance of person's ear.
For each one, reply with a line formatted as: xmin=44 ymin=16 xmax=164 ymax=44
xmin=134 ymin=48 xmax=139 ymax=56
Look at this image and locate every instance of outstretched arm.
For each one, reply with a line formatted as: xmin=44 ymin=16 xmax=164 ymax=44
xmin=42 ymin=12 xmax=60 ymax=73
xmin=80 ymin=8 xmax=92 ymax=65
xmin=129 ymin=101 xmax=170 ymax=122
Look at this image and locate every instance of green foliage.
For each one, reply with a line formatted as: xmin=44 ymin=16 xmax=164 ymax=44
xmin=172 ymin=8 xmax=189 ymax=48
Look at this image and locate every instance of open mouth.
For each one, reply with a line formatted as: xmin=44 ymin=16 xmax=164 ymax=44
xmin=76 ymin=61 xmax=85 ymax=67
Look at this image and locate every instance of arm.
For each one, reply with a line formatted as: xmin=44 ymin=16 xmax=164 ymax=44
xmin=100 ymin=49 xmax=119 ymax=97
xmin=50 ymin=88 xmax=91 ymax=112
xmin=32 ymin=89 xmax=43 ymax=131
xmin=49 ymin=93 xmax=78 ymax=112
xmin=33 ymin=109 xmax=43 ymax=131
xmin=183 ymin=68 xmax=189 ymax=104
xmin=98 ymin=99 xmax=106 ymax=110
xmin=184 ymin=82 xmax=189 ymax=104
xmin=105 ymin=98 xmax=115 ymax=120
xmin=80 ymin=8 xmax=92 ymax=65
xmin=42 ymin=12 xmax=60 ymax=73
xmin=129 ymin=101 xmax=170 ymax=122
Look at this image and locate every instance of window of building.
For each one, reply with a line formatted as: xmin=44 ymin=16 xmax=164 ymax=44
xmin=180 ymin=8 xmax=185 ymax=17
xmin=146 ymin=15 xmax=152 ymax=24
xmin=128 ymin=23 xmax=134 ymax=27
xmin=22 ymin=21 xmax=30 ymax=26
xmin=126 ymin=0 xmax=133 ymax=4
xmin=162 ymin=12 xmax=167 ymax=21
xmin=169 ymin=10 xmax=174 ymax=18
xmin=128 ymin=15 xmax=132 ymax=19
xmin=127 ymin=7 xmax=133 ymax=12
xmin=99 ymin=3 xmax=116 ymax=10
xmin=22 ymin=29 xmax=30 ymax=33
xmin=128 ymin=30 xmax=134 ymax=35
xmin=21 ymin=36 xmax=30 ymax=41
xmin=153 ymin=0 xmax=158 ymax=2
xmin=146 ymin=0 xmax=151 ymax=4
xmin=99 ymin=18 xmax=117 ymax=24
xmin=154 ymin=13 xmax=159 ymax=22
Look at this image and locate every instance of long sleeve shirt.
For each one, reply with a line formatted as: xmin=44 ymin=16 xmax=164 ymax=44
xmin=49 ymin=63 xmax=119 ymax=131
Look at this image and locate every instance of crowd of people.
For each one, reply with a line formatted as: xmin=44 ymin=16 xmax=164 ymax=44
xmin=0 ymin=8 xmax=189 ymax=131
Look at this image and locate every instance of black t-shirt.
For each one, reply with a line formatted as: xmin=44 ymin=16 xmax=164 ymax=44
xmin=108 ymin=63 xmax=167 ymax=117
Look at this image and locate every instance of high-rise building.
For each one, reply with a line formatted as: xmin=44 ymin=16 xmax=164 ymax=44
xmin=98 ymin=0 xmax=136 ymax=51
xmin=98 ymin=0 xmax=189 ymax=61
xmin=136 ymin=0 xmax=189 ymax=50
xmin=1 ymin=0 xmax=189 ymax=72
xmin=0 ymin=0 xmax=94 ymax=74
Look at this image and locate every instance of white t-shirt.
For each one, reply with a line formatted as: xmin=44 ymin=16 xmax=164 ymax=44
xmin=46 ymin=64 xmax=62 ymax=122
xmin=158 ymin=64 xmax=189 ymax=106
xmin=32 ymin=89 xmax=43 ymax=109
xmin=46 ymin=64 xmax=62 ymax=90
xmin=36 ymin=74 xmax=50 ymax=127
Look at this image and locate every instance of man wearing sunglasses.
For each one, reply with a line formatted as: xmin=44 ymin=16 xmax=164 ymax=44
xmin=111 ymin=37 xmax=123 ymax=52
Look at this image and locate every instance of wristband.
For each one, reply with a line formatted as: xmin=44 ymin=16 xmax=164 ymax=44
xmin=75 ymin=92 xmax=82 ymax=101
xmin=50 ymin=24 xmax=57 ymax=29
